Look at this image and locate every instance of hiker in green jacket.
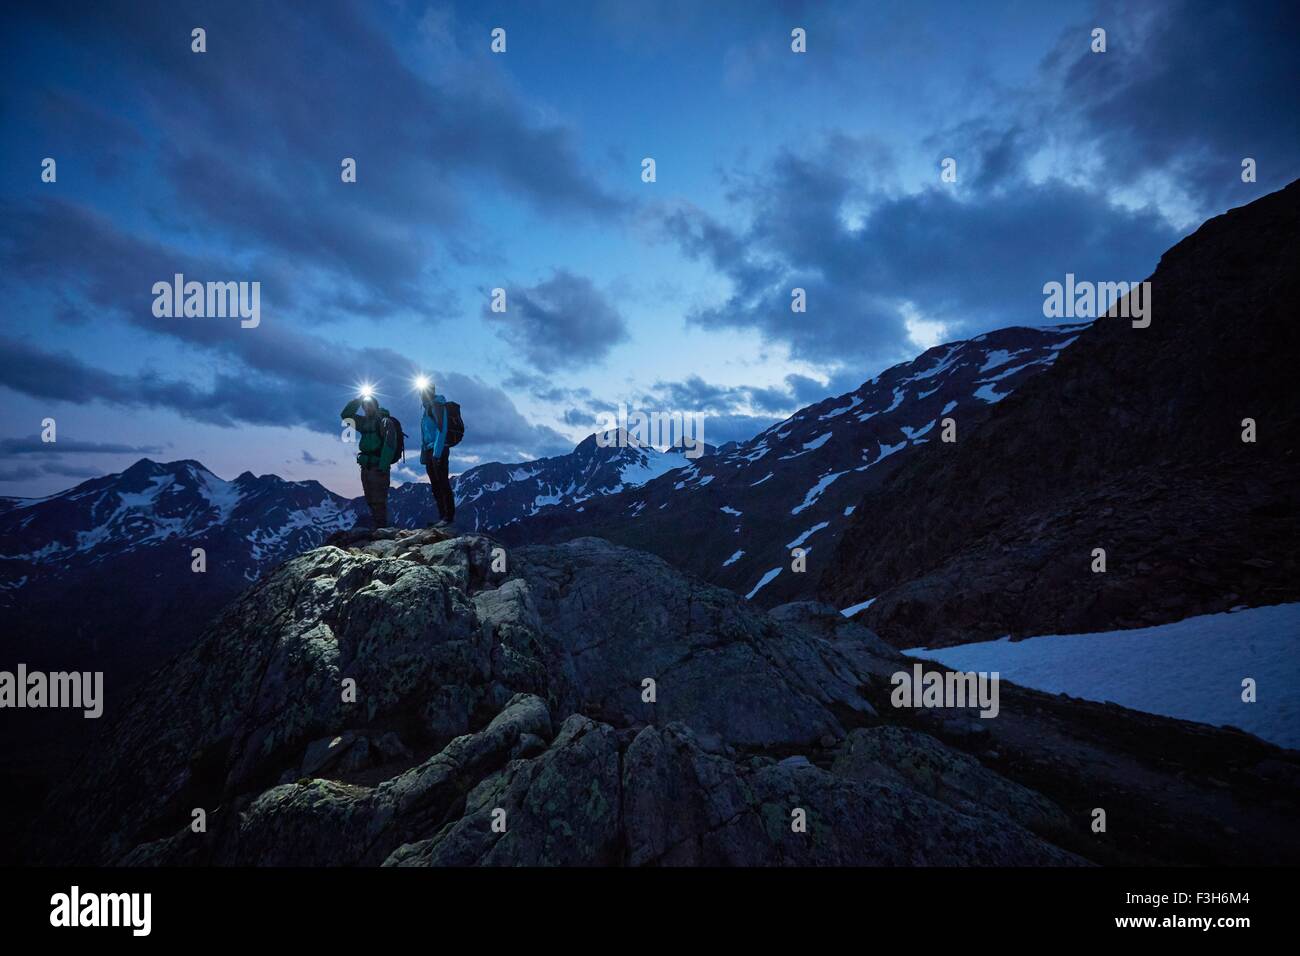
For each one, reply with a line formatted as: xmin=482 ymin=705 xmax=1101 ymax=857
xmin=341 ymin=388 xmax=399 ymax=529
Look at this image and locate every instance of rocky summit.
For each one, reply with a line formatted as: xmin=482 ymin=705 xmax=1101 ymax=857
xmin=34 ymin=527 xmax=1300 ymax=867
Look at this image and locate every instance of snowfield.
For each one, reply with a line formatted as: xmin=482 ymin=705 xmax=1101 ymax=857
xmin=905 ymin=603 xmax=1300 ymax=749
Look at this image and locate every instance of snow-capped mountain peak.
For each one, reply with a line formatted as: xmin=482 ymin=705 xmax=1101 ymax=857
xmin=435 ymin=430 xmax=703 ymax=531
xmin=0 ymin=458 xmax=357 ymax=582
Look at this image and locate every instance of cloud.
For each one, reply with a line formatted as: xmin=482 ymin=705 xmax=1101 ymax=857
xmin=630 ymin=369 xmax=876 ymax=447
xmin=485 ymin=271 xmax=631 ymax=372
xmin=391 ymin=462 xmax=427 ymax=484
xmin=0 ymin=465 xmax=43 ymax=483
xmin=0 ymin=196 xmax=608 ymax=465
xmin=0 ymin=436 xmax=163 ymax=456
xmin=8 ymin=1 xmax=626 ymax=324
xmin=35 ymin=462 xmax=102 ymax=479
xmin=663 ymin=142 xmax=1179 ymax=368
xmin=31 ymin=88 xmax=146 ymax=180
xmin=502 ymin=369 xmax=594 ymax=405
xmin=0 ymin=192 xmax=578 ymax=465
xmin=436 ymin=370 xmax=575 ymax=462
xmin=625 ymin=345 xmax=927 ymax=447
xmin=0 ymin=458 xmax=103 ymax=484
xmin=695 ymin=413 xmax=786 ymax=448
xmin=298 ymin=450 xmax=336 ymax=467
xmin=1044 ymin=0 xmax=1300 ymax=216
xmin=0 ymin=337 xmax=571 ymax=465
xmin=0 ymin=197 xmax=294 ymax=332
xmin=649 ymin=369 xmax=869 ymax=415
xmin=653 ymin=0 xmax=1298 ymax=373
xmin=562 ymin=407 xmax=596 ymax=428
xmin=0 ymin=433 xmax=160 ymax=485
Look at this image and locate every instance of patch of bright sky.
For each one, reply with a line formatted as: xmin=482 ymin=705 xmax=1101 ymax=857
xmin=900 ymin=301 xmax=949 ymax=351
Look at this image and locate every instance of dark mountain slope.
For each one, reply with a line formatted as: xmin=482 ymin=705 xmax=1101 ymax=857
xmin=822 ymin=180 xmax=1300 ymax=647
xmin=499 ymin=324 xmax=1086 ymax=607
xmin=0 ymin=459 xmax=359 ymax=678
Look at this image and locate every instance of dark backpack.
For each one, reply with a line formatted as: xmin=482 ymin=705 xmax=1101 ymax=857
xmin=442 ymin=401 xmax=465 ymax=447
xmin=379 ymin=415 xmax=406 ymax=466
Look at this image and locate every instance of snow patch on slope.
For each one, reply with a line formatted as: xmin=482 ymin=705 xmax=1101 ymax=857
xmin=841 ymin=597 xmax=876 ymax=617
xmin=906 ymin=604 xmax=1300 ymax=749
xmin=745 ymin=566 xmax=782 ymax=600
xmin=785 ymin=521 xmax=829 ymax=549
xmin=973 ymin=383 xmax=1009 ymax=404
xmin=791 ymin=471 xmax=846 ymax=515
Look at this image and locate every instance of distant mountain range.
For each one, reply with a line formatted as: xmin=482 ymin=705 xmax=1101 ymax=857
xmin=428 ymin=432 xmax=703 ymax=531
xmin=0 ymin=433 xmax=705 ymax=586
xmin=0 ymin=431 xmax=706 ymax=681
xmin=0 ymin=458 xmax=355 ymax=587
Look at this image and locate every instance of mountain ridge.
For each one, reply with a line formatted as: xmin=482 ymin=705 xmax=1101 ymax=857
xmin=821 ymin=179 xmax=1300 ymax=647
xmin=496 ymin=322 xmax=1089 ymax=607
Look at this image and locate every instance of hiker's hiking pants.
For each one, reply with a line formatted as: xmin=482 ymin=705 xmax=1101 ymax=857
xmin=360 ymin=466 xmax=389 ymax=528
xmin=426 ymin=447 xmax=455 ymax=522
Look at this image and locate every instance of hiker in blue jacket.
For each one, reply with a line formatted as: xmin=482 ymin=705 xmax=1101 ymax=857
xmin=418 ymin=380 xmax=456 ymax=527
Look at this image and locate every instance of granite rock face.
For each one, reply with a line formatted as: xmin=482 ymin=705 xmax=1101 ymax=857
xmin=35 ymin=529 xmax=1300 ymax=866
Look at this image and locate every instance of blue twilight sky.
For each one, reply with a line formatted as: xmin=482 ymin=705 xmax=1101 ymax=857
xmin=1 ymin=0 xmax=1297 ymax=497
